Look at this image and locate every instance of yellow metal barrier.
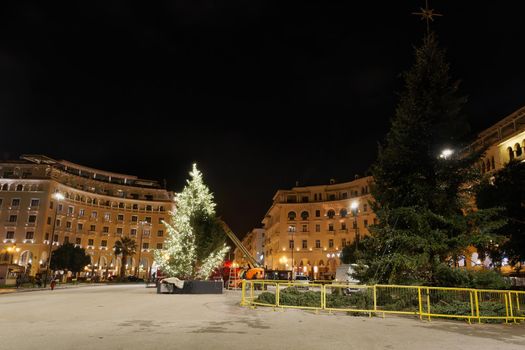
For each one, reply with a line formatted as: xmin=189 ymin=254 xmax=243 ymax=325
xmin=239 ymin=280 xmax=525 ymax=323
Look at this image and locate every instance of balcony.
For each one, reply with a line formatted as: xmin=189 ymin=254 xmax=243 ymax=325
xmin=99 ymin=246 xmax=108 ymax=250
xmin=8 ymin=205 xmax=20 ymax=210
xmin=23 ymin=239 xmax=35 ymax=244
xmin=25 ymin=222 xmax=36 ymax=227
xmin=29 ymin=205 xmax=40 ymax=211
xmin=3 ymin=238 xmax=15 ymax=244
xmin=339 ymin=229 xmax=348 ymax=234
xmin=86 ymin=245 xmax=94 ymax=250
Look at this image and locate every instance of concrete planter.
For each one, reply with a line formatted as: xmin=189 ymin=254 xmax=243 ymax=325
xmin=158 ymin=280 xmax=223 ymax=294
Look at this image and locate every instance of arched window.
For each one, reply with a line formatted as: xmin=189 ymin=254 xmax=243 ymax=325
xmin=340 ymin=208 xmax=347 ymax=218
xmin=327 ymin=209 xmax=335 ymax=219
xmin=515 ymin=143 xmax=522 ymax=157
xmin=287 ymin=211 xmax=296 ymax=221
xmin=300 ymin=211 xmax=309 ymax=220
xmin=1 ymin=184 xmax=7 ymax=191
xmin=75 ymin=194 xmax=80 ymax=201
xmin=16 ymin=184 xmax=23 ymax=191
xmin=508 ymin=146 xmax=514 ymax=161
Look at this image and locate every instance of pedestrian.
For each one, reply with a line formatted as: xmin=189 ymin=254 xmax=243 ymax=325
xmin=16 ymin=274 xmax=22 ymax=288
xmin=50 ymin=277 xmax=57 ymax=291
xmin=35 ymin=274 xmax=42 ymax=288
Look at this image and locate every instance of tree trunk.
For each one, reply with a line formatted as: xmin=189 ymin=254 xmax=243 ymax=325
xmin=120 ymin=254 xmax=127 ymax=278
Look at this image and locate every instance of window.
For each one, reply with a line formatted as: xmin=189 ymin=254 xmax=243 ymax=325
xmin=302 ymin=224 xmax=308 ymax=232
xmin=103 ymin=226 xmax=109 ymax=233
xmin=314 ymin=194 xmax=317 ymax=201
xmin=45 ymin=233 xmax=49 ymax=241
xmin=142 ymin=242 xmax=149 ymax=249
xmin=157 ymin=230 xmax=164 ymax=237
xmin=315 ymin=240 xmax=321 ymax=248
xmin=47 ymin=216 xmax=51 ymax=225
xmin=515 ymin=143 xmax=523 ymax=157
xmin=363 ymin=204 xmax=368 ymax=212
xmin=315 ymin=224 xmax=320 ymax=232
xmin=31 ymin=199 xmax=40 ymax=207
xmin=0 ymin=198 xmax=2 ymax=207
xmin=26 ymin=231 xmax=34 ymax=240
xmin=289 ymin=240 xmax=294 ymax=249
xmin=131 ymin=215 xmax=138 ymax=222
xmin=11 ymin=198 xmax=20 ymax=207
xmin=353 ymin=221 xmax=357 ymax=229
xmin=328 ymin=224 xmax=334 ymax=231
xmin=104 ymin=213 xmax=111 ymax=221
xmin=77 ymin=223 xmax=84 ymax=231
xmin=90 ymin=225 xmax=96 ymax=231
xmin=118 ymin=202 xmax=125 ymax=208
xmin=341 ymin=238 xmax=346 ymax=247
xmin=146 ymin=205 xmax=152 ymax=211
xmin=145 ymin=216 xmax=152 ymax=223
xmin=6 ymin=231 xmax=14 ymax=239
xmin=91 ymin=211 xmax=98 ymax=218
xmin=300 ymin=211 xmax=309 ymax=220
xmin=66 ymin=221 xmax=72 ymax=229
xmin=143 ymin=230 xmax=150 ymax=237
xmin=156 ymin=243 xmax=163 ymax=249
xmin=364 ymin=220 xmax=368 ymax=228
xmin=131 ymin=228 xmax=137 ymax=236
xmin=79 ymin=209 xmax=85 ymax=217
xmin=327 ymin=210 xmax=335 ymax=219
xmin=64 ymin=236 xmax=69 ymax=244
xmin=340 ymin=208 xmax=347 ymax=217
xmin=58 ymin=204 xmax=63 ymax=212
xmin=341 ymin=223 xmax=347 ymax=230
xmin=88 ymin=239 xmax=94 ymax=246
xmin=101 ymin=240 xmax=107 ymax=247
xmin=53 ymin=234 xmax=58 ymax=242
xmin=56 ymin=219 xmax=61 ymax=227
xmin=116 ymin=227 xmax=123 ymax=235
xmin=329 ymin=194 xmax=336 ymax=201
xmin=287 ymin=211 xmax=296 ymax=221
xmin=117 ymin=214 xmax=124 ymax=221
xmin=342 ymin=192 xmax=348 ymax=199
xmin=288 ymin=225 xmax=296 ymax=233
xmin=1 ymin=184 xmax=6 ymax=191
xmin=132 ymin=203 xmax=138 ymax=210
xmin=159 ymin=217 xmax=164 ymax=224
xmin=508 ymin=146 xmax=514 ymax=161
xmin=315 ymin=210 xmax=320 ymax=217
xmin=9 ymin=215 xmax=17 ymax=222
xmin=318 ymin=194 xmax=322 ymax=201
xmin=329 ymin=239 xmax=334 ymax=248
xmin=28 ymin=215 xmax=37 ymax=223
xmin=75 ymin=237 xmax=81 ymax=245
xmin=67 ymin=206 xmax=74 ymax=215
xmin=49 ymin=201 xmax=53 ymax=209
xmin=302 ymin=240 xmax=308 ymax=249
xmin=16 ymin=184 xmax=23 ymax=191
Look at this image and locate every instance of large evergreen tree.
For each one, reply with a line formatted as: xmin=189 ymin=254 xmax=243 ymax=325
xmin=358 ymin=33 xmax=502 ymax=285
xmin=154 ymin=164 xmax=230 ymax=279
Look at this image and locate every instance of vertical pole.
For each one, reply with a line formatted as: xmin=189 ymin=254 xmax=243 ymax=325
xmin=426 ymin=288 xmax=431 ymax=322
xmin=504 ymin=293 xmax=509 ymax=324
xmin=474 ymin=291 xmax=480 ymax=324
xmin=44 ymin=201 xmax=59 ymax=288
xmin=417 ymin=287 xmax=423 ymax=320
xmin=508 ymin=292 xmax=515 ymax=324
xmin=240 ymin=279 xmax=246 ymax=306
xmin=469 ymin=291 xmax=474 ymax=324
xmin=373 ymin=285 xmax=377 ymax=315
xmin=276 ymin=282 xmax=280 ymax=307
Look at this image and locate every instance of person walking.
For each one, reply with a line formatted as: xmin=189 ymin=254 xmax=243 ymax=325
xmin=50 ymin=277 xmax=57 ymax=291
xmin=16 ymin=274 xmax=22 ymax=289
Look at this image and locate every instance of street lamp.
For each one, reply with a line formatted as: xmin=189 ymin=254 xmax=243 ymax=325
xmin=44 ymin=192 xmax=64 ymax=287
xmin=135 ymin=220 xmax=147 ymax=277
xmin=350 ymin=201 xmax=359 ymax=250
xmin=6 ymin=244 xmax=21 ymax=264
xmin=439 ymin=149 xmax=454 ymax=159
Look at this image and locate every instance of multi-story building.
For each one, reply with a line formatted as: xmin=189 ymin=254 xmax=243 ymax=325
xmin=234 ymin=228 xmax=265 ymax=267
xmin=467 ymin=106 xmax=525 ymax=175
xmin=0 ymin=155 xmax=174 ymax=279
xmin=262 ymin=177 xmax=376 ymax=279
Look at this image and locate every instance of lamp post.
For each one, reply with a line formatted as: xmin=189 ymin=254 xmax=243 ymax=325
xmin=135 ymin=220 xmax=146 ymax=277
xmin=291 ymin=229 xmax=294 ymax=280
xmin=351 ymin=201 xmax=359 ymax=250
xmin=44 ymin=192 xmax=64 ymax=287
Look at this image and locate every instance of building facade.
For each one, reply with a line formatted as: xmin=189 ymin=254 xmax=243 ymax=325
xmin=262 ymin=177 xmax=376 ymax=279
xmin=0 ymin=155 xmax=174 ymax=279
xmin=467 ymin=106 xmax=525 ymax=175
xmin=234 ymin=228 xmax=265 ymax=267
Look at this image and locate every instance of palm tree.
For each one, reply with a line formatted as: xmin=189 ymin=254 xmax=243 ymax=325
xmin=114 ymin=237 xmax=137 ymax=278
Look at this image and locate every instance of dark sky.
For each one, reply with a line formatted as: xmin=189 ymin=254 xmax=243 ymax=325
xmin=1 ymin=1 xmax=524 ymax=237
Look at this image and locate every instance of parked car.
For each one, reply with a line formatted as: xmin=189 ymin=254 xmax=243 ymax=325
xmin=294 ymin=275 xmax=310 ymax=289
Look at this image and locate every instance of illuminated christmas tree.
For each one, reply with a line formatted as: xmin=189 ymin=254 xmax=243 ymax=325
xmin=154 ymin=164 xmax=229 ymax=279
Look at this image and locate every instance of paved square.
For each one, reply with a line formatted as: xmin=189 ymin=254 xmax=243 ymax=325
xmin=0 ymin=285 xmax=524 ymax=350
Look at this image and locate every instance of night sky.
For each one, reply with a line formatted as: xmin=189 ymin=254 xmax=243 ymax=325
xmin=1 ymin=1 xmax=524 ymax=237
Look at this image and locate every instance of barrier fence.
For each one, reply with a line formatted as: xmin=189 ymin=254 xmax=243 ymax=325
xmin=240 ymin=280 xmax=525 ymax=323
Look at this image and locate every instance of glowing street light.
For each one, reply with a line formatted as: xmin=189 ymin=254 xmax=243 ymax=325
xmin=439 ymin=149 xmax=454 ymax=159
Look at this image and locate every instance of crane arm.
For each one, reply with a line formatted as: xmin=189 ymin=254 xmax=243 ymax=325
xmin=220 ymin=220 xmax=260 ymax=268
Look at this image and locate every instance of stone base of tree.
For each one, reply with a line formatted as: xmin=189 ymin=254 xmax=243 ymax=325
xmin=157 ymin=280 xmax=223 ymax=294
